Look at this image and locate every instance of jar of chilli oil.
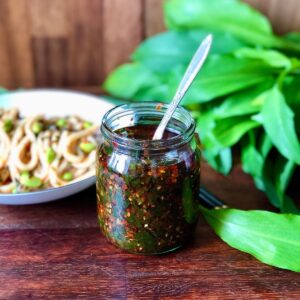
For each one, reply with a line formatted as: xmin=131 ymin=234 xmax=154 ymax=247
xmin=96 ymin=103 xmax=201 ymax=254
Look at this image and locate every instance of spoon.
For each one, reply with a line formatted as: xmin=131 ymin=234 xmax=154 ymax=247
xmin=152 ymin=34 xmax=213 ymax=140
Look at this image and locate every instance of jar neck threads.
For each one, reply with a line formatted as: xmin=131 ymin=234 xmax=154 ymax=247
xmin=101 ymin=103 xmax=195 ymax=152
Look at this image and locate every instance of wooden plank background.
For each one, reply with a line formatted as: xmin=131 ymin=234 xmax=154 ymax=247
xmin=0 ymin=0 xmax=299 ymax=89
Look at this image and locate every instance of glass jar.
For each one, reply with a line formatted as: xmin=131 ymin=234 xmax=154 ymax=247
xmin=96 ymin=103 xmax=201 ymax=254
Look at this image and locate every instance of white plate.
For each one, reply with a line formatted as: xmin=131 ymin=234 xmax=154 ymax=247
xmin=0 ymin=89 xmax=114 ymax=205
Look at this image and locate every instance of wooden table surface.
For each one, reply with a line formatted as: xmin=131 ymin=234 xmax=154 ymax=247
xmin=1 ymin=162 xmax=299 ymax=300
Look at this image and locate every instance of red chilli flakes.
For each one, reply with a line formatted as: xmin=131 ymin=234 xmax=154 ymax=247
xmin=96 ymin=125 xmax=200 ymax=254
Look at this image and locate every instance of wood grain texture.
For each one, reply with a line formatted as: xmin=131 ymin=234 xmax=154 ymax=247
xmin=1 ymin=0 xmax=300 ymax=89
xmin=66 ymin=0 xmax=103 ymax=86
xmin=102 ymin=0 xmax=143 ymax=76
xmin=0 ymin=161 xmax=299 ymax=299
xmin=32 ymin=38 xmax=68 ymax=86
xmin=0 ymin=0 xmax=34 ymax=88
xmin=29 ymin=0 xmax=69 ymax=38
xmin=144 ymin=0 xmax=165 ymax=37
xmin=0 ymin=3 xmax=12 ymax=88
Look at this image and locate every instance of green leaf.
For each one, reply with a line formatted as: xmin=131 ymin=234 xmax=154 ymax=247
xmin=204 ymin=148 xmax=232 ymax=175
xmin=261 ymin=86 xmax=300 ymax=164
xmin=241 ymin=131 xmax=299 ymax=213
xmin=234 ymin=48 xmax=291 ymax=69
xmin=283 ymin=75 xmax=300 ymax=106
xmin=261 ymin=153 xmax=299 ymax=213
xmin=270 ymin=157 xmax=299 ymax=214
xmin=168 ymin=56 xmax=276 ymax=104
xmin=164 ymin=0 xmax=300 ymax=53
xmin=103 ymin=63 xmax=160 ymax=99
xmin=259 ymin=133 xmax=273 ymax=158
xmin=241 ymin=131 xmax=272 ymax=192
xmin=279 ymin=160 xmax=296 ymax=192
xmin=196 ymin=110 xmax=219 ymax=148
xmin=214 ymin=81 xmax=273 ymax=119
xmin=196 ymin=111 xmax=232 ymax=175
xmin=281 ymin=195 xmax=300 ymax=215
xmin=132 ymin=31 xmax=196 ymax=73
xmin=213 ymin=117 xmax=260 ymax=148
xmin=261 ymin=157 xmax=282 ymax=208
xmin=282 ymin=75 xmax=300 ymax=132
xmin=165 ymin=0 xmax=273 ymax=35
xmin=200 ymin=207 xmax=300 ymax=272
xmin=134 ymin=84 xmax=170 ymax=102
xmin=241 ymin=132 xmax=264 ymax=180
xmin=188 ymin=30 xmax=246 ymax=54
xmin=164 ymin=0 xmax=283 ymax=48
xmin=132 ymin=30 xmax=245 ymax=73
xmin=284 ymin=32 xmax=300 ymax=44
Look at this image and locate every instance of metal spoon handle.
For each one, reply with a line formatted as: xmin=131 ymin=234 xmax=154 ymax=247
xmin=152 ymin=34 xmax=213 ymax=140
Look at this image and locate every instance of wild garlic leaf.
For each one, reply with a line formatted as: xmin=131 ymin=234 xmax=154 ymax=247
xmin=234 ymin=48 xmax=292 ymax=69
xmin=284 ymin=32 xmax=300 ymax=44
xmin=272 ymin=157 xmax=299 ymax=214
xmin=164 ymin=0 xmax=283 ymax=48
xmin=241 ymin=131 xmax=299 ymax=213
xmin=196 ymin=110 xmax=224 ymax=151
xmin=262 ymin=153 xmax=299 ymax=214
xmin=167 ymin=56 xmax=276 ymax=103
xmin=261 ymin=86 xmax=300 ymax=164
xmin=213 ymin=116 xmax=260 ymax=148
xmin=200 ymin=207 xmax=300 ymax=272
xmin=283 ymin=75 xmax=300 ymax=106
xmin=259 ymin=133 xmax=273 ymax=158
xmin=165 ymin=0 xmax=273 ymax=35
xmin=132 ymin=30 xmax=245 ymax=73
xmin=241 ymin=132 xmax=265 ymax=180
xmin=196 ymin=110 xmax=232 ymax=175
xmin=278 ymin=160 xmax=296 ymax=193
xmin=132 ymin=31 xmax=198 ymax=73
xmin=103 ymin=63 xmax=161 ymax=99
xmin=203 ymin=148 xmax=232 ymax=175
xmin=214 ymin=81 xmax=274 ymax=119
xmin=241 ymin=131 xmax=272 ymax=192
xmin=282 ymin=75 xmax=300 ymax=133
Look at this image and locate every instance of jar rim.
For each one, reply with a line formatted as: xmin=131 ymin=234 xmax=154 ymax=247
xmin=101 ymin=102 xmax=196 ymax=151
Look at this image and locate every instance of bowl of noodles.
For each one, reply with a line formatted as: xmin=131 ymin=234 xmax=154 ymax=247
xmin=0 ymin=89 xmax=114 ymax=205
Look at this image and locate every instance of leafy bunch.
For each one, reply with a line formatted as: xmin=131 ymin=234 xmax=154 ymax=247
xmin=103 ymin=0 xmax=300 ymax=272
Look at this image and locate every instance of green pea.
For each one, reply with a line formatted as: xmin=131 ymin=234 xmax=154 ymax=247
xmin=21 ymin=171 xmax=30 ymax=178
xmin=20 ymin=172 xmax=42 ymax=188
xmin=56 ymin=118 xmax=67 ymax=128
xmin=46 ymin=148 xmax=56 ymax=163
xmin=83 ymin=121 xmax=93 ymax=129
xmin=62 ymin=172 xmax=73 ymax=181
xmin=32 ymin=121 xmax=43 ymax=134
xmin=80 ymin=142 xmax=96 ymax=153
xmin=3 ymin=119 xmax=13 ymax=133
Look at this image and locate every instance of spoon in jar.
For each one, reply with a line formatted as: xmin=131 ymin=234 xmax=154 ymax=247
xmin=152 ymin=34 xmax=213 ymax=140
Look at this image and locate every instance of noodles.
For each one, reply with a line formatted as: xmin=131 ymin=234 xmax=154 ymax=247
xmin=0 ymin=108 xmax=98 ymax=194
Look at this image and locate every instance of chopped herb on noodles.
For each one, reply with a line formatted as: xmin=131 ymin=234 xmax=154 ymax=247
xmin=0 ymin=108 xmax=98 ymax=194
